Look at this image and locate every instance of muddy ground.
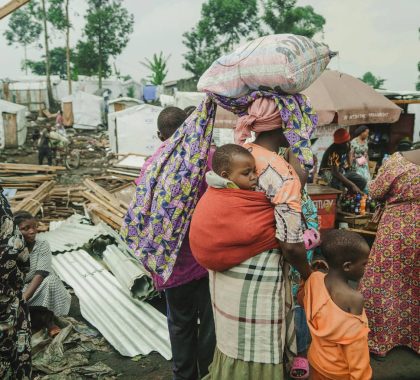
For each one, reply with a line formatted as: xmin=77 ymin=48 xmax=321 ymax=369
xmin=3 ymin=129 xmax=419 ymax=379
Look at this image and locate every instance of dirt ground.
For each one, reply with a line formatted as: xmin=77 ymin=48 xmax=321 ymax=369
xmin=4 ymin=130 xmax=419 ymax=379
xmin=68 ymin=293 xmax=420 ymax=380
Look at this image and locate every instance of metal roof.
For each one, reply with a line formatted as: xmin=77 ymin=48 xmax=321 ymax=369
xmin=52 ymin=249 xmax=171 ymax=359
xmin=40 ymin=216 xmax=109 ymax=253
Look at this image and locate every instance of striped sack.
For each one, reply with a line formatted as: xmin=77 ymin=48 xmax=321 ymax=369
xmin=198 ymin=34 xmax=332 ymax=98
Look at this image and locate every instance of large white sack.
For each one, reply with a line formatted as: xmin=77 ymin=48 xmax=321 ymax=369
xmin=198 ymin=34 xmax=333 ymax=98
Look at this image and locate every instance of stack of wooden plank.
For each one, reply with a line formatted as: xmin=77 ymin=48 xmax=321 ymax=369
xmin=83 ymin=178 xmax=129 ymax=229
xmin=12 ymin=180 xmax=56 ymax=215
xmin=0 ymin=163 xmax=65 ymax=190
xmin=41 ymin=185 xmax=86 ymax=223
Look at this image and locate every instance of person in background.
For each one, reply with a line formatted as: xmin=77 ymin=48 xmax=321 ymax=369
xmin=299 ymin=230 xmax=372 ymax=380
xmin=132 ymin=106 xmax=216 ymax=380
xmin=360 ymin=148 xmax=419 ymax=357
xmin=15 ymin=212 xmax=71 ymax=338
xmin=351 ymin=125 xmax=371 ymax=191
xmin=55 ymin=110 xmax=67 ymax=138
xmin=319 ymin=128 xmax=366 ymax=193
xmin=0 ymin=187 xmax=32 ymax=378
xmin=38 ymin=123 xmax=53 ymax=166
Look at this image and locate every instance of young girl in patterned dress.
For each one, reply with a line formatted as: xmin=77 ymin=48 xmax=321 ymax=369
xmin=15 ymin=212 xmax=71 ymax=337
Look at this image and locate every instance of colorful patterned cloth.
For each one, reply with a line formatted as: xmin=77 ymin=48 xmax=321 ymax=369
xmin=0 ymin=189 xmax=32 ymax=379
xmin=360 ymin=152 xmax=420 ymax=356
xmin=121 ymin=92 xmax=317 ymax=283
xmin=351 ymin=138 xmax=371 ymax=190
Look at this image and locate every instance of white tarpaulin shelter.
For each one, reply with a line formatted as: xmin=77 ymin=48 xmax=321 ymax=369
xmin=108 ymin=97 xmax=142 ymax=113
xmin=0 ymin=99 xmax=27 ymax=149
xmin=108 ymin=104 xmax=162 ymax=155
xmin=61 ymin=91 xmax=103 ymax=130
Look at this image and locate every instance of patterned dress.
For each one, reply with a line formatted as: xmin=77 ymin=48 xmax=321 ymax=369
xmin=0 ymin=189 xmax=32 ymax=379
xmin=360 ymin=152 xmax=419 ymax=356
xmin=24 ymin=239 xmax=71 ymax=317
xmin=351 ymin=138 xmax=371 ymax=190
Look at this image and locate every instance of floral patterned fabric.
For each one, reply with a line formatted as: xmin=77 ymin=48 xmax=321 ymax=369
xmin=360 ymin=152 xmax=420 ymax=356
xmin=0 ymin=188 xmax=32 ymax=379
xmin=121 ymin=92 xmax=317 ymax=283
xmin=351 ymin=138 xmax=371 ymax=189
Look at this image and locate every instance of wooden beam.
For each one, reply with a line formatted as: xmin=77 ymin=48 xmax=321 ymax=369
xmin=0 ymin=0 xmax=31 ymax=20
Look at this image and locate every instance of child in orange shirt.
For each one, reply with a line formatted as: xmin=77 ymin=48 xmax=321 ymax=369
xmin=299 ymin=230 xmax=372 ymax=380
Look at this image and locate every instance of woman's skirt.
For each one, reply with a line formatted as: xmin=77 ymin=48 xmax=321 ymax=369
xmin=25 ymin=273 xmax=71 ymax=316
xmin=205 ymin=249 xmax=295 ymax=379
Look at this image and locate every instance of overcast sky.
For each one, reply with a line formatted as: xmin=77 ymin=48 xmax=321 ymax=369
xmin=0 ymin=0 xmax=419 ymax=90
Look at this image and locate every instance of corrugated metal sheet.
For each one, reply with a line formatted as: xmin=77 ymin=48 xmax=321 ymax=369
xmin=52 ymin=249 xmax=171 ymax=359
xmin=103 ymin=245 xmax=157 ymax=301
xmin=40 ymin=219 xmax=109 ymax=253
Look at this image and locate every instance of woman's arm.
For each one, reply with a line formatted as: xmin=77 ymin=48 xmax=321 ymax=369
xmin=23 ymin=274 xmax=45 ymax=301
xmin=332 ymin=166 xmax=362 ymax=193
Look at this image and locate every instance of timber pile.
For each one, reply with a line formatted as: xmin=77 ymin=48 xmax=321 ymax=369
xmin=83 ymin=178 xmax=128 ymax=229
xmin=41 ymin=185 xmax=86 ymax=223
xmin=0 ymin=163 xmax=65 ymax=190
xmin=12 ymin=181 xmax=56 ymax=215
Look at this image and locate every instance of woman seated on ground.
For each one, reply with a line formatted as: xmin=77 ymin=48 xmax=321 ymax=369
xmin=15 ymin=211 xmax=71 ymax=337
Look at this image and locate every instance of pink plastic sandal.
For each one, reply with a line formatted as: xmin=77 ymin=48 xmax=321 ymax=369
xmin=290 ymin=356 xmax=310 ymax=379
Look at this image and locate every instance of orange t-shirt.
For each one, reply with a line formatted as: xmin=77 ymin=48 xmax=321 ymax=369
xmin=244 ymin=143 xmax=302 ymax=212
xmin=303 ymin=272 xmax=372 ymax=380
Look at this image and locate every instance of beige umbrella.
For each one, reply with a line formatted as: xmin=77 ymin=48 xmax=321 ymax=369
xmin=303 ymin=70 xmax=402 ymax=126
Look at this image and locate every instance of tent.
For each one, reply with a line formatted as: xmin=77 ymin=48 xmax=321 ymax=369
xmin=108 ymin=97 xmax=142 ymax=113
xmin=61 ymin=91 xmax=104 ymax=130
xmin=108 ymin=104 xmax=163 ymax=156
xmin=0 ymin=99 xmax=27 ymax=149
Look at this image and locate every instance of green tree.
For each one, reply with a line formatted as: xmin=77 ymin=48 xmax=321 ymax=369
xmin=183 ymin=0 xmax=260 ymax=79
xmin=4 ymin=8 xmax=42 ymax=75
xmin=262 ymin=0 xmax=325 ymax=38
xmin=83 ymin=0 xmax=134 ymax=88
xmin=141 ymin=52 xmax=171 ymax=85
xmin=46 ymin=0 xmax=73 ymax=93
xmin=360 ymin=72 xmax=386 ymax=89
xmin=25 ymin=47 xmax=75 ymax=78
xmin=73 ymin=40 xmax=112 ymax=78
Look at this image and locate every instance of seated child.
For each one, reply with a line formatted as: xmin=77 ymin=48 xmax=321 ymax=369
xmin=190 ymin=144 xmax=279 ymax=271
xmin=15 ymin=212 xmax=71 ymax=337
xmin=298 ymin=230 xmax=372 ymax=380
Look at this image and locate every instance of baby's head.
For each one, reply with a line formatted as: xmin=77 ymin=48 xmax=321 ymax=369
xmin=212 ymin=144 xmax=257 ymax=190
xmin=322 ymin=229 xmax=370 ymax=281
xmin=14 ymin=211 xmax=38 ymax=245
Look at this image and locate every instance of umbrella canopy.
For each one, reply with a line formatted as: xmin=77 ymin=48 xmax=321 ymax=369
xmin=303 ymin=70 xmax=402 ymax=126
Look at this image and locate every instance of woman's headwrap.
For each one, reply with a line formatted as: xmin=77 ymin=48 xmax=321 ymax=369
xmin=234 ymin=98 xmax=283 ymax=144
